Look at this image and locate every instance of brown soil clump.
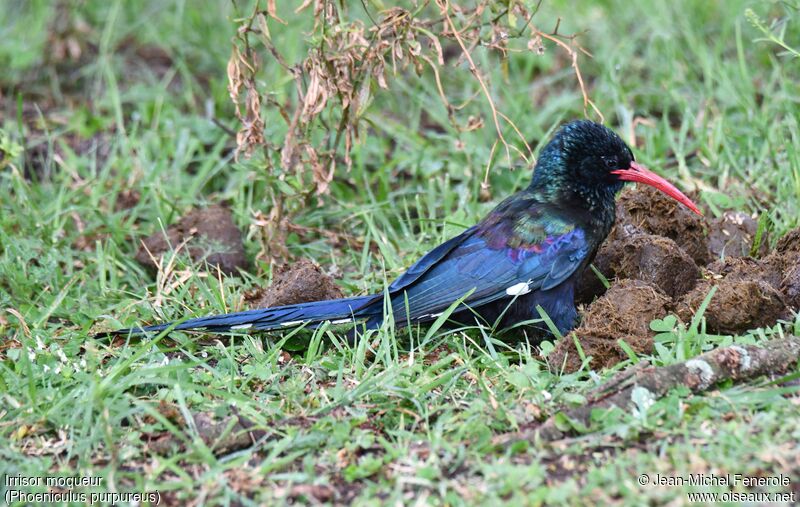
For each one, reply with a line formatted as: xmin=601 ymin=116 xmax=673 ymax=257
xmin=780 ymin=264 xmax=800 ymax=311
xmin=675 ymin=279 xmax=785 ymax=335
xmin=135 ymin=204 xmax=249 ymax=275
xmin=766 ymin=228 xmax=800 ymax=296
xmin=614 ymin=234 xmax=699 ymax=299
xmin=549 ymin=280 xmax=670 ymax=373
xmin=244 ymin=259 xmax=344 ymax=308
xmin=576 ymin=232 xmax=698 ymax=304
xmin=576 ymin=186 xmax=707 ymax=304
xmin=702 ymin=225 xmax=800 ymax=314
xmin=775 ymin=227 xmax=800 ymax=255
xmin=705 ymin=256 xmax=783 ymax=289
xmin=616 ymin=186 xmax=709 ymax=265
xmin=765 ymin=228 xmax=800 ymax=312
xmin=114 ymin=189 xmax=141 ymax=211
xmin=706 ymin=256 xmax=764 ymax=279
xmin=765 ymin=258 xmax=800 ymax=299
xmin=574 ymin=217 xmax=800 ymax=367
xmin=707 ymin=211 xmax=767 ymax=259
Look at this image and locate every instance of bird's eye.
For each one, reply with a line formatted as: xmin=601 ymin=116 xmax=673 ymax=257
xmin=602 ymin=156 xmax=617 ymax=169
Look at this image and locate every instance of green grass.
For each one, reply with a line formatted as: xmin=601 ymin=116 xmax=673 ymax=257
xmin=1 ymin=0 xmax=799 ymax=505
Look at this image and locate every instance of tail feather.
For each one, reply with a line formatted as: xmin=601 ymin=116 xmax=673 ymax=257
xmin=104 ymin=295 xmax=378 ymax=336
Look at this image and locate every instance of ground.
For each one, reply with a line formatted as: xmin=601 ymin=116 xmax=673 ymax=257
xmin=1 ymin=0 xmax=799 ymax=505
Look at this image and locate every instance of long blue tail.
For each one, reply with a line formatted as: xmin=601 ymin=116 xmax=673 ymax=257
xmin=104 ymin=295 xmax=379 ymax=336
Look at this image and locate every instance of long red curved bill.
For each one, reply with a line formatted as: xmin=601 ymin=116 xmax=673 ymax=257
xmin=612 ymin=162 xmax=702 ymax=215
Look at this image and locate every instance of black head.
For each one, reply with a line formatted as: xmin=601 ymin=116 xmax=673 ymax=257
xmin=530 ymin=120 xmax=700 ymax=214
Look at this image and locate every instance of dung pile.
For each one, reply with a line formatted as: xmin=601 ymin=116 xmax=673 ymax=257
xmin=135 ymin=204 xmax=250 ymax=275
xmin=550 ymin=280 xmax=671 ymax=372
xmin=244 ymin=259 xmax=344 ymax=308
xmin=675 ymin=276 xmax=785 ymax=335
xmin=558 ymin=186 xmax=798 ymax=373
xmin=707 ymin=211 xmax=770 ymax=258
xmin=616 ymin=185 xmax=710 ymax=264
xmin=591 ymin=233 xmax=699 ymax=299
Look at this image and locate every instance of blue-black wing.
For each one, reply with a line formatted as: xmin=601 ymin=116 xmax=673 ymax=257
xmin=387 ymin=226 xmax=478 ymax=293
xmin=366 ymin=195 xmax=594 ymax=322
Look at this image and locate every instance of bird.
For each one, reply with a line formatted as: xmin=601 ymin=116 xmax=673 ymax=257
xmin=104 ymin=120 xmax=700 ymax=339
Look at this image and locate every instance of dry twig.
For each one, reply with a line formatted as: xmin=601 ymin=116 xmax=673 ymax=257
xmin=497 ymin=336 xmax=800 ymax=444
xmin=227 ymin=0 xmax=604 ymax=264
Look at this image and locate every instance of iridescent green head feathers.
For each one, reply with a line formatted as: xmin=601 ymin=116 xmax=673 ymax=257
xmin=529 ymin=120 xmax=700 ymax=215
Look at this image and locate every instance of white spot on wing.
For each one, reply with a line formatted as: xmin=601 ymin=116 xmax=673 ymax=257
xmin=330 ymin=319 xmax=352 ymax=325
xmin=417 ymin=312 xmax=444 ymax=320
xmin=230 ymin=323 xmax=252 ymax=330
xmin=505 ymin=282 xmax=531 ymax=296
xmin=281 ymin=320 xmax=304 ymax=327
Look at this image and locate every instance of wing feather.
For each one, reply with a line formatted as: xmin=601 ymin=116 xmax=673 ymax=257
xmin=388 ymin=228 xmax=590 ymax=321
xmin=358 ymin=193 xmax=595 ymax=323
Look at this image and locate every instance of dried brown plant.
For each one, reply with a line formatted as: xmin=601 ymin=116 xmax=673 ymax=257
xmin=227 ymin=0 xmax=600 ymax=263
